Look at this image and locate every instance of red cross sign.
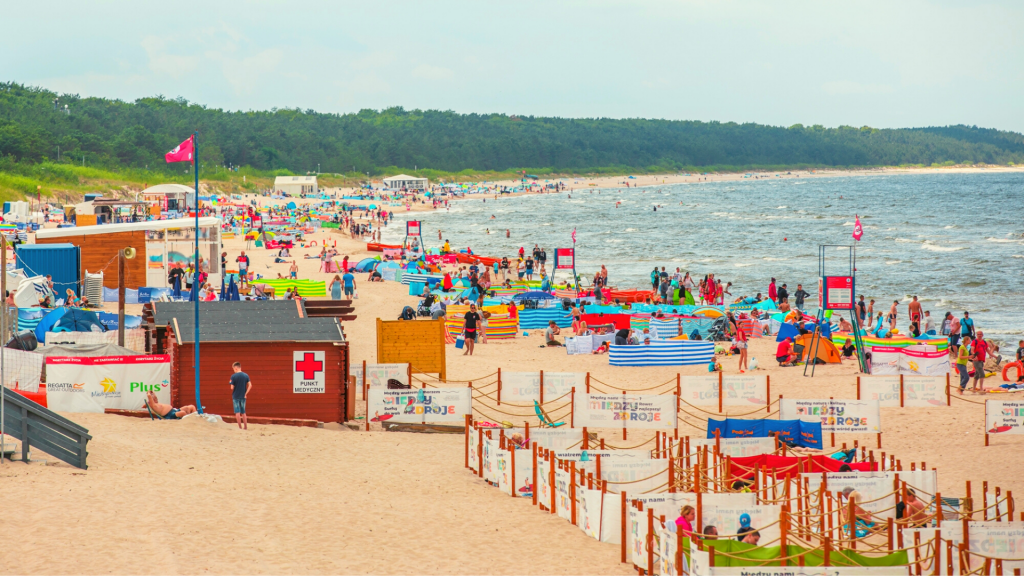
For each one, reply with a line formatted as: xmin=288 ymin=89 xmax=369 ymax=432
xmin=295 ymin=353 xmax=324 ymax=379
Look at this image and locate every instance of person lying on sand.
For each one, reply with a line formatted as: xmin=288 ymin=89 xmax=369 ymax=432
xmin=144 ymin=391 xmax=197 ymax=419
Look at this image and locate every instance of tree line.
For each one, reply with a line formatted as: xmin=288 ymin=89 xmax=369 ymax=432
xmin=2 ymin=82 xmax=1023 ymax=176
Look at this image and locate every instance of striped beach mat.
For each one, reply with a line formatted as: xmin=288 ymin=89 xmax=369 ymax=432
xmin=259 ymin=279 xmax=327 ymax=297
xmin=608 ymin=340 xmax=715 ymax=367
xmin=401 ymin=272 xmax=445 ymax=286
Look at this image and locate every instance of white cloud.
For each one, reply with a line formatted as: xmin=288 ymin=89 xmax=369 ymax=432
xmin=140 ymin=36 xmax=200 ymax=79
xmin=412 ymin=64 xmax=454 ymax=81
xmin=821 ymin=81 xmax=894 ymax=96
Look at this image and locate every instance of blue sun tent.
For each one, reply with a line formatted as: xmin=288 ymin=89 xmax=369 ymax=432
xmin=354 ymin=258 xmax=378 ymax=272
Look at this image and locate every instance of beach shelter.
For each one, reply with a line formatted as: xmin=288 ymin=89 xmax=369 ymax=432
xmin=513 ymin=291 xmax=556 ymax=301
xmin=34 ymin=307 xmax=67 ymax=344
xmin=775 ymin=322 xmax=801 ymax=343
xmin=354 ymin=258 xmax=378 ymax=272
xmin=54 ymin=308 xmax=105 ymax=333
xmin=795 ymin=333 xmax=842 ymax=364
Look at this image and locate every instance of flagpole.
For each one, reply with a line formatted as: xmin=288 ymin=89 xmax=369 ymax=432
xmin=193 ymin=132 xmax=203 ymax=414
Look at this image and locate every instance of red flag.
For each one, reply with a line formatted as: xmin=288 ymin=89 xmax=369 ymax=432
xmin=165 ymin=135 xmax=194 ymax=163
xmin=852 ymin=215 xmax=864 ymax=241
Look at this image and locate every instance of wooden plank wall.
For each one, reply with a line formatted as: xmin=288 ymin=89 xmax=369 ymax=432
xmin=173 ymin=341 xmax=347 ymax=423
xmin=36 ymin=231 xmax=148 ymax=289
xmin=376 ymin=318 xmax=446 ymax=380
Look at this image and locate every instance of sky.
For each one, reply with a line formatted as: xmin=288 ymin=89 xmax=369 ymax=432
xmin=4 ymin=0 xmax=1023 ymax=131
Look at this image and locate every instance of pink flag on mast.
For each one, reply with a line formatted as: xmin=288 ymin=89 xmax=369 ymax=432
xmin=165 ymin=135 xmax=194 ymax=163
xmin=852 ymin=215 xmax=864 ymax=241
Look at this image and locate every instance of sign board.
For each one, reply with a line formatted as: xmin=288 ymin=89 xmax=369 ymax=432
xmin=554 ymin=248 xmax=574 ymax=270
xmin=780 ymin=398 xmax=881 ymax=433
xmin=46 ymin=355 xmax=171 ymax=413
xmin=368 ymin=388 xmax=471 ymax=423
xmin=573 ymin=393 xmax=678 ymax=429
xmin=823 ymin=275 xmax=854 ymax=310
xmin=406 ymin=220 xmax=421 ymax=237
xmin=986 ymin=400 xmax=1024 ymax=436
xmin=293 ymin=351 xmax=326 ymax=393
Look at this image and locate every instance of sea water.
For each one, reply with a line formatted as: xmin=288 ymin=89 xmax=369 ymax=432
xmin=382 ymin=172 xmax=1024 ymax=343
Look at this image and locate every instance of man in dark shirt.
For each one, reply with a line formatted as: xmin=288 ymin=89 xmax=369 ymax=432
xmin=615 ymin=328 xmax=631 ymax=345
xmin=168 ymin=265 xmax=185 ymax=287
xmin=793 ymin=284 xmax=810 ymax=310
xmin=230 ymin=362 xmax=252 ymax=430
xmin=463 ymin=304 xmax=481 ymax=356
xmin=777 ymin=284 xmax=789 ymax=304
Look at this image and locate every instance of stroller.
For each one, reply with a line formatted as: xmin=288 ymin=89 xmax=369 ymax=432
xmin=706 ymin=317 xmax=730 ymax=341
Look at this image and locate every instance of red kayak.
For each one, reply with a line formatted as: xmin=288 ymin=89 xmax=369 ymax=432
xmin=366 ymin=243 xmax=401 ymax=252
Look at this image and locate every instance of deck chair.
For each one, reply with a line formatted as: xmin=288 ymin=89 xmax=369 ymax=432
xmin=533 ymin=400 xmax=565 ymax=428
xmin=143 ymin=400 xmax=176 ymax=421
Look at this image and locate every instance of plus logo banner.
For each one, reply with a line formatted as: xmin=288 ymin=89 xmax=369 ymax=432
xmin=293 ymin=351 xmax=326 ymax=394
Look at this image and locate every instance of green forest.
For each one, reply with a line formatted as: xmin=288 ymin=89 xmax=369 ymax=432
xmin=2 ymin=82 xmax=1024 ymax=181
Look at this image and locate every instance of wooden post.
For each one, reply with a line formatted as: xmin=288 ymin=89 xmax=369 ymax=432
xmin=583 ymin=427 xmax=589 ymax=450
xmin=696 ymin=490 xmax=703 ymax=539
xmin=620 ymin=491 xmax=628 ymax=563
xmin=823 ymin=535 xmax=831 ymax=566
xmin=570 ymin=460 xmax=577 ymax=525
xmin=766 ymin=374 xmax=771 ymax=413
xmin=363 ymin=360 xmax=369 ymax=431
xmin=586 ymin=371 xmax=590 ymax=393
xmin=646 ymin=507 xmax=654 ymax=575
xmin=510 ymin=441 xmax=516 ymax=497
xmin=676 ymin=373 xmax=681 ymax=439
xmin=622 ymin=389 xmax=627 ymax=440
xmin=668 ymin=440 xmax=675 ymax=493
xmin=946 ymin=372 xmax=951 ymax=406
xmin=829 ymin=396 xmax=835 ymax=447
xmin=779 ymin=506 xmax=788 ymax=567
xmin=718 ymin=371 xmax=723 ymax=413
xmin=118 ymin=249 xmax=126 ymax=347
xmin=857 ymin=376 xmax=861 ymax=400
xmin=477 ymin=427 xmax=484 ymax=478
xmin=464 ymin=414 xmax=471 ymax=468
xmin=497 ymin=367 xmax=502 ymax=406
xmin=550 ymin=452 xmax=556 ymax=514
xmin=900 ymin=374 xmax=905 ymax=408
xmin=532 ymin=442 xmax=538 ymax=506
xmin=570 ymin=387 xmax=575 ymax=428
xmin=539 ymin=370 xmax=544 ymax=405
xmin=984 ymin=481 xmax=989 ymax=520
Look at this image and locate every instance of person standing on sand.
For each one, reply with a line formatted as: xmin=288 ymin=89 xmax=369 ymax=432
xmin=888 ymin=301 xmax=899 ymax=331
xmin=736 ymin=323 xmax=748 ymax=372
xmin=908 ymin=296 xmax=922 ymax=326
xmin=463 ymin=304 xmax=481 ymax=356
xmin=856 ymin=296 xmax=867 ymax=328
xmin=972 ymin=331 xmax=988 ymax=392
xmin=793 ymin=284 xmax=810 ymax=310
xmin=768 ymin=278 xmax=777 ymax=303
xmin=230 ymin=362 xmax=252 ymax=430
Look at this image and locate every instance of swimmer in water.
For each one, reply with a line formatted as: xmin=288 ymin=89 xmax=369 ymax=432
xmin=490 ymin=215 xmax=495 ymax=219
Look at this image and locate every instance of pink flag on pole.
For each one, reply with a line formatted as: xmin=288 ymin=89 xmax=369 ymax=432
xmin=165 ymin=135 xmax=194 ymax=163
xmin=852 ymin=215 xmax=864 ymax=241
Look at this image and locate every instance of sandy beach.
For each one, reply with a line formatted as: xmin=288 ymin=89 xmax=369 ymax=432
xmin=3 ymin=166 xmax=1023 ymax=574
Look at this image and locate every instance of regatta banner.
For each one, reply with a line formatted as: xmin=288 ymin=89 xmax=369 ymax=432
xmin=45 ymin=355 xmax=171 ymax=413
xmin=780 ymin=399 xmax=882 ymax=433
xmin=367 ymin=388 xmax=471 ymax=423
xmin=986 ymin=400 xmax=1024 ymax=435
xmin=573 ymin=393 xmax=678 ymax=429
xmin=870 ymin=346 xmax=902 ymax=375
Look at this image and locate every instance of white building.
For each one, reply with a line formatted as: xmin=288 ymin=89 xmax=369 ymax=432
xmin=274 ymin=175 xmax=318 ymax=197
xmin=382 ymin=174 xmax=428 ymax=191
xmin=141 ymin=183 xmax=195 ymax=212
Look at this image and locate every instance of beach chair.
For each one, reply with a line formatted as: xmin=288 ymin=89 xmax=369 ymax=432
xmin=143 ymin=401 xmax=176 ymax=421
xmin=533 ymin=400 xmax=565 ymax=428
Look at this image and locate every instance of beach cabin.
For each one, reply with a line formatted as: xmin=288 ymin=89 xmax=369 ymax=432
xmin=274 ymin=175 xmax=318 ymax=197
xmin=34 ymin=216 xmax=221 ymax=290
xmin=141 ymin=183 xmax=195 ymax=215
xmin=151 ymin=301 xmax=352 ymax=423
xmin=382 ymin=174 xmax=428 ymax=191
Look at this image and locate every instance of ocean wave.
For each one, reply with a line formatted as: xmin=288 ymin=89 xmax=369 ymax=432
xmin=763 ymin=257 xmax=787 ymax=261
xmin=921 ymin=242 xmax=964 ymax=252
xmin=734 ymin=262 xmax=756 ymax=267
xmin=894 ymin=238 xmax=920 ymax=243
xmin=885 ymin=260 xmax=902 ymax=265
xmin=944 ymin=225 xmax=959 ymax=229
xmin=842 ymin=221 xmax=855 ymax=226
xmin=776 ymin=206 xmax=788 ymax=209
xmin=987 ymin=237 xmax=1017 ymax=243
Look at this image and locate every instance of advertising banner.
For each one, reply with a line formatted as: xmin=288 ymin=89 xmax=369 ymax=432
xmin=803 ymin=472 xmax=899 ymax=519
xmin=537 ymin=456 xmax=551 ymax=508
xmin=870 ymin=346 xmax=902 ymax=375
xmin=903 ymin=375 xmax=948 ymax=407
xmin=780 ymin=399 xmax=882 ymax=433
xmin=597 ymin=459 xmax=668 ymax=495
xmin=722 ymin=374 xmax=768 ymax=406
xmin=355 ymin=363 xmax=409 ymax=389
xmin=45 ymin=355 xmax=171 ymax=413
xmin=578 ymin=489 xmax=621 ymax=544
xmin=899 ymin=348 xmax=950 ymax=376
xmin=680 ymin=375 xmax=719 ymax=406
xmin=701 ymin=504 xmax=781 ymax=545
xmin=986 ymin=400 xmax=1024 ymax=435
xmin=368 ymin=388 xmax=471 ymax=423
xmin=967 ymin=521 xmax=1024 ymax=573
xmin=689 ymin=437 xmax=776 ymax=458
xmin=573 ymin=393 xmax=678 ymax=429
xmin=860 ymin=376 xmax=901 ymax=407
xmin=555 ymin=468 xmax=572 ymax=521
xmin=496 ymin=449 xmax=533 ymax=498
xmin=500 ymin=372 xmax=585 ymax=403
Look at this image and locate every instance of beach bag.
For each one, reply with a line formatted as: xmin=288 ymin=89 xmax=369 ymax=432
xmin=455 ymin=336 xmax=465 ymax=349
xmin=353 ymin=290 xmax=359 ymax=300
